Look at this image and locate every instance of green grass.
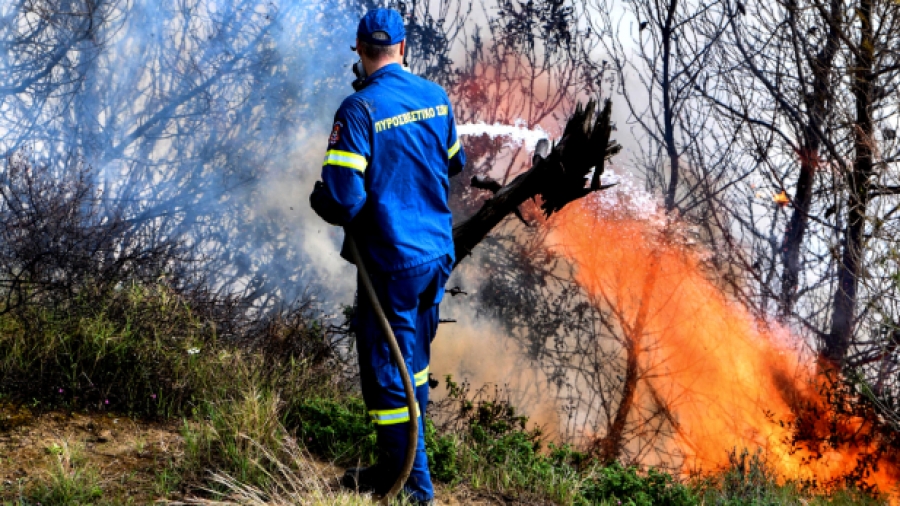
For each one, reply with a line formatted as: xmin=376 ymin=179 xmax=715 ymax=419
xmin=19 ymin=441 xmax=103 ymax=506
xmin=181 ymin=387 xmax=290 ymax=489
xmin=0 ymin=281 xmax=892 ymax=505
xmin=0 ymin=283 xmax=216 ymax=417
xmin=0 ymin=282 xmax=340 ymax=420
xmin=693 ymin=449 xmax=887 ymax=506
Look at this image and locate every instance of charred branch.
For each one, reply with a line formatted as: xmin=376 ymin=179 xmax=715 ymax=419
xmin=869 ymin=185 xmax=900 ymax=197
xmin=452 ymin=99 xmax=620 ymax=267
xmin=593 ymin=253 xmax=659 ymax=464
xmin=470 ymin=175 xmax=503 ymax=193
xmin=0 ymin=155 xmax=186 ymax=314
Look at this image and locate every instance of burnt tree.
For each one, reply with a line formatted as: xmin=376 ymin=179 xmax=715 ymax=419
xmin=452 ymin=99 xmax=621 ymax=267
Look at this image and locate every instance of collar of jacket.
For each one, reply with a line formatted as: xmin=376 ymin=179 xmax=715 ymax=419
xmin=361 ymin=62 xmax=403 ymax=88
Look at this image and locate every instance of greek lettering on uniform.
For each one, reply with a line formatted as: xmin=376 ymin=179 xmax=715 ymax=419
xmin=375 ymin=106 xmax=443 ymax=133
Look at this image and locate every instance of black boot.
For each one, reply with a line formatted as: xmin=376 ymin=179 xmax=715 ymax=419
xmin=340 ymin=466 xmax=387 ymax=494
xmin=342 ymin=467 xmax=435 ymax=505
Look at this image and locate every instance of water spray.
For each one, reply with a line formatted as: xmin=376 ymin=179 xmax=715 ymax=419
xmin=457 ymin=121 xmax=549 ymax=151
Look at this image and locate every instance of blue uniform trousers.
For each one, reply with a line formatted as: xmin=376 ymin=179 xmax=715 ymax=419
xmin=354 ymin=254 xmax=451 ymax=501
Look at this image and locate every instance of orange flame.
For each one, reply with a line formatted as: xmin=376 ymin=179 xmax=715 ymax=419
xmin=773 ymin=190 xmax=791 ymax=207
xmin=547 ymin=198 xmax=899 ymax=499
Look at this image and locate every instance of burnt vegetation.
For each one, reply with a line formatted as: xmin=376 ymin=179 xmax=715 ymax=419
xmin=0 ymin=155 xmax=180 ymax=314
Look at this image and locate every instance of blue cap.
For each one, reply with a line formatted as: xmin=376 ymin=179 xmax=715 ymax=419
xmin=357 ymin=8 xmax=405 ymax=46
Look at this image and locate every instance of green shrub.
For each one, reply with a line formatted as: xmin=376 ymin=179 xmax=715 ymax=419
xmin=287 ymin=397 xmax=378 ymax=466
xmin=582 ymin=462 xmax=695 ymax=506
xmin=424 ymin=418 xmax=459 ymax=483
xmin=427 ymin=376 xmax=586 ymax=502
xmin=0 ymin=283 xmax=220 ymax=417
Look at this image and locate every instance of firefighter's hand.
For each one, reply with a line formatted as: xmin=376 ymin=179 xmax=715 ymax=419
xmin=310 ymin=180 xmax=343 ymax=226
xmin=311 ymin=180 xmax=330 ymax=199
xmin=449 ymin=158 xmax=465 ymax=178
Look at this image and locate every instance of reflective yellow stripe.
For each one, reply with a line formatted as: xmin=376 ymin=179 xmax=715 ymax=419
xmin=323 ymin=150 xmax=367 ymax=172
xmin=414 ymin=366 xmax=429 ymax=387
xmin=448 ymin=140 xmax=460 ymax=159
xmin=369 ymin=404 xmax=421 ymax=425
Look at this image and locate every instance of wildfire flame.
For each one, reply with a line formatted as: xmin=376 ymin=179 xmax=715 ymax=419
xmin=773 ymin=190 xmax=791 ymax=207
xmin=448 ymin=53 xmax=897 ymax=493
xmin=547 ymin=198 xmax=899 ymax=500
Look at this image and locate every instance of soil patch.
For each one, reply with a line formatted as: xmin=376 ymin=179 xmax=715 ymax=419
xmin=0 ymin=403 xmax=183 ymax=503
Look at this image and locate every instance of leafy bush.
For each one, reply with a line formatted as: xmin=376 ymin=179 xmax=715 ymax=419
xmin=287 ymin=397 xmax=378 ymax=466
xmin=425 ymin=376 xmax=587 ymax=502
xmin=424 ymin=418 xmax=459 ymax=483
xmin=582 ymin=462 xmax=695 ymax=506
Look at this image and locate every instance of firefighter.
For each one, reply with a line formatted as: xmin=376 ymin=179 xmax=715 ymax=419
xmin=309 ymin=7 xmax=466 ymax=505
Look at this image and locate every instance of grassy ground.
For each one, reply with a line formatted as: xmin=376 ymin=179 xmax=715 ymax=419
xmin=0 ymin=401 xmax=509 ymax=505
xmin=0 ymin=403 xmax=887 ymax=505
xmin=0 ymin=282 xmax=892 ymax=505
xmin=0 ymin=405 xmax=374 ymax=505
xmin=0 ymin=405 xmax=179 ymax=504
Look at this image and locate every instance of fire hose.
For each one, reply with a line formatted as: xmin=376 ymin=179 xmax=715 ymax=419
xmin=345 ymin=233 xmax=418 ymax=505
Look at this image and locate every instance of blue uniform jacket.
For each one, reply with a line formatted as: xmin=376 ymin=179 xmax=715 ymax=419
xmin=310 ymin=63 xmax=466 ymax=272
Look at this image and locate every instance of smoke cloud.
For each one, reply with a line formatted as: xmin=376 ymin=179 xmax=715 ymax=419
xmin=0 ymin=0 xmax=373 ymax=307
xmin=431 ymin=278 xmax=563 ymax=437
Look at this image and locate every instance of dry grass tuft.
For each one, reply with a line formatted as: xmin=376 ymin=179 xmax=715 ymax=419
xmin=176 ymin=432 xmax=376 ymax=506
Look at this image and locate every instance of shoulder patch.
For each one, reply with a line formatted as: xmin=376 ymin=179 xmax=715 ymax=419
xmin=329 ymin=121 xmax=343 ymax=145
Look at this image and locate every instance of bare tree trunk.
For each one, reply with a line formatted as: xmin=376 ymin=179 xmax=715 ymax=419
xmin=662 ymin=0 xmax=680 ymax=213
xmin=780 ymin=153 xmax=815 ymax=316
xmin=828 ymin=0 xmax=875 ymax=365
xmin=778 ymin=0 xmax=841 ymax=317
xmin=596 ymin=253 xmax=659 ymax=464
